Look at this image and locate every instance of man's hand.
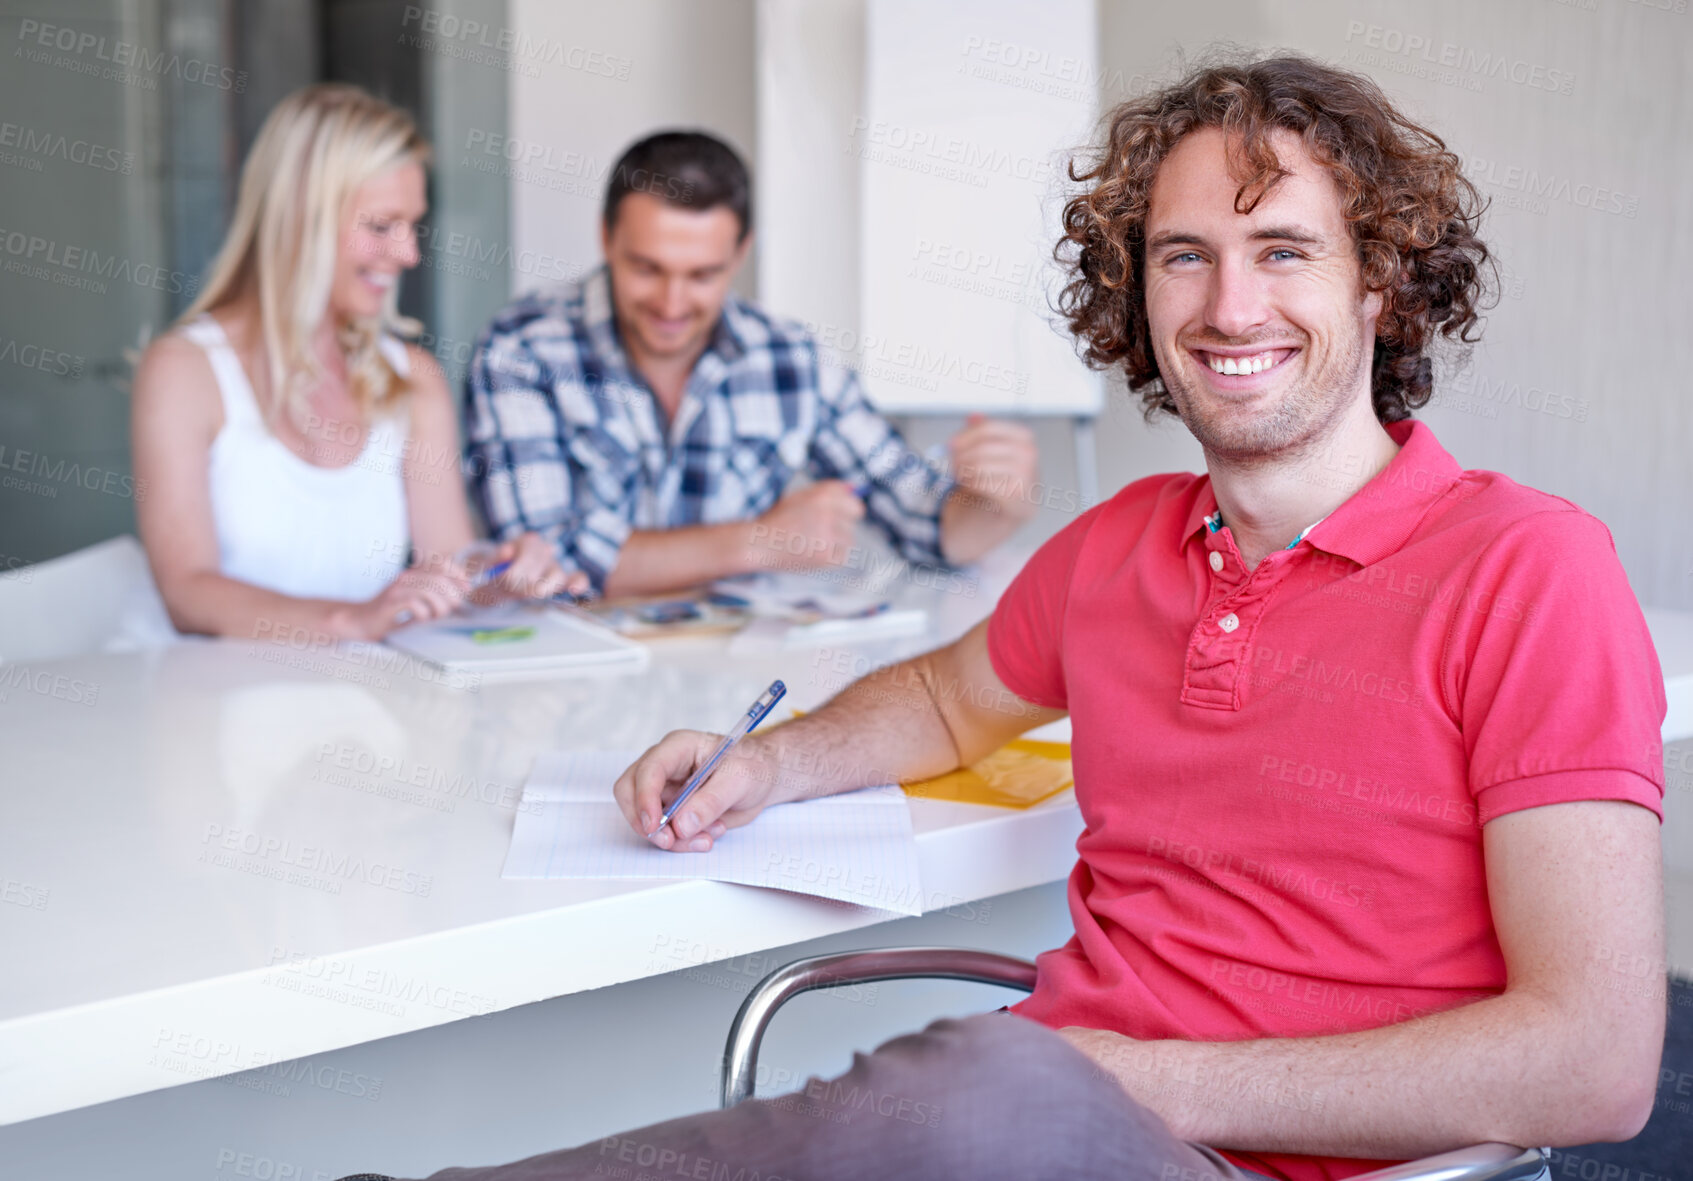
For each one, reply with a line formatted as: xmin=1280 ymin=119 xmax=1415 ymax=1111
xmin=938 ymin=416 xmax=1041 ymax=565
xmin=949 ymin=414 xmax=1039 ymax=524
xmin=750 ymin=480 xmax=865 ymax=570
xmin=613 ymin=731 xmax=787 ymax=851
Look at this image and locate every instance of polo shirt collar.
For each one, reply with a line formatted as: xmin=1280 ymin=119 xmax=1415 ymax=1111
xmin=1178 ymin=420 xmax=1463 ymax=567
xmin=583 ymin=264 xmax=748 ymax=373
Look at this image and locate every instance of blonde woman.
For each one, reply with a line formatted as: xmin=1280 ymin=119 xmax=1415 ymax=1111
xmin=133 ymin=84 xmax=577 ymax=640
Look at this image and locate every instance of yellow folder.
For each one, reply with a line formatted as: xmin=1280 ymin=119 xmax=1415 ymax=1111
xmin=902 ymin=739 xmax=1074 ymax=809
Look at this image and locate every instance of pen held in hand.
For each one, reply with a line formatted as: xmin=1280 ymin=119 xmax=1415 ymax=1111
xmin=652 ymin=678 xmax=787 ymax=841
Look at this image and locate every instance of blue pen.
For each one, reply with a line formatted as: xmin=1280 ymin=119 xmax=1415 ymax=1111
xmin=653 ymin=679 xmax=787 ymax=839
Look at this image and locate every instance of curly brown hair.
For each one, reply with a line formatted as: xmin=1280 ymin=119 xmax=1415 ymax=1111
xmin=1058 ymin=53 xmax=1492 ymax=423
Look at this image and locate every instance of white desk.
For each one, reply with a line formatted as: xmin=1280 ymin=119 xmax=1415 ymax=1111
xmin=5 ymin=580 xmax=1690 ymax=1131
xmin=0 ymin=555 xmax=1083 ymax=1127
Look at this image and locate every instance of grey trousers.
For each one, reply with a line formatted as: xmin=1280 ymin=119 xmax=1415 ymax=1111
xmin=394 ymin=1013 xmax=1267 ymax=1181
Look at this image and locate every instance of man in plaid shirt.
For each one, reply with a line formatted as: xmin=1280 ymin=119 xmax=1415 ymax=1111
xmin=464 ymin=131 xmax=1039 ymax=596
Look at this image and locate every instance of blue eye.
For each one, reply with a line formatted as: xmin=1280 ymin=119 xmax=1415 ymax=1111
xmin=1268 ymin=248 xmax=1302 ymax=261
xmin=1169 ymin=251 xmax=1203 ymax=264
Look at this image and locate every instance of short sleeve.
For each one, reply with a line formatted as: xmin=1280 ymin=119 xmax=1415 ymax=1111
xmin=986 ymin=504 xmax=1104 ymax=711
xmin=1449 ymin=510 xmax=1666 ymax=824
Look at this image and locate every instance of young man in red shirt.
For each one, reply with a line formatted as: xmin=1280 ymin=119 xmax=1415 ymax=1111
xmin=395 ymin=54 xmax=1665 ymax=1181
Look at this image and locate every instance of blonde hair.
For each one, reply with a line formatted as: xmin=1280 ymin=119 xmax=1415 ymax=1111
xmin=180 ymin=83 xmax=430 ymax=426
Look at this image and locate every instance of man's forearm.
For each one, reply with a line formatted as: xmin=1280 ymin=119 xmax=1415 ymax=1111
xmin=749 ymin=627 xmax=1054 ymax=805
xmin=1072 ymin=987 xmax=1641 ymax=1158
xmin=751 ymin=653 xmax=969 ymax=805
xmin=601 ymin=522 xmax=758 ymax=597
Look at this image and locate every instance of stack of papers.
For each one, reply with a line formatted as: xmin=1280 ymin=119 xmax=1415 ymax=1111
xmin=502 ymin=750 xmax=925 ymax=914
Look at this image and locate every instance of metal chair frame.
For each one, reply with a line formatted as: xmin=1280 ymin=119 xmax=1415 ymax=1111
xmin=721 ymin=947 xmax=1548 ymax=1181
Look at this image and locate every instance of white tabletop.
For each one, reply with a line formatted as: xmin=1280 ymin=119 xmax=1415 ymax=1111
xmin=5 ymin=567 xmax=1689 ymax=1127
xmin=0 ymin=553 xmax=1084 ymax=1126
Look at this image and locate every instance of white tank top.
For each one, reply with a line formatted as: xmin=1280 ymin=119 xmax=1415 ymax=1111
xmin=184 ymin=316 xmax=411 ymax=603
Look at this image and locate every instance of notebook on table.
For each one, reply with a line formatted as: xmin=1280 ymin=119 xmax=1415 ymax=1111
xmin=381 ymin=603 xmax=649 ymax=677
xmin=503 ymin=749 xmax=925 ymax=914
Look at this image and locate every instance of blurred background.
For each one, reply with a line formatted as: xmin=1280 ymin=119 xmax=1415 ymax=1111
xmin=1 ymin=0 xmax=1688 ymax=603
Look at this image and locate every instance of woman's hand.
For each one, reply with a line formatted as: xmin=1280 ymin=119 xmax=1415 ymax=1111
xmin=333 ymin=564 xmax=472 ymax=641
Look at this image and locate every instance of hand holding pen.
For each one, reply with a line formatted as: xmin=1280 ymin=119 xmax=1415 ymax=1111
xmin=387 ymin=538 xmax=589 ymax=629
xmin=613 ymin=680 xmax=787 ymax=852
xmin=457 ymin=537 xmax=591 ymax=605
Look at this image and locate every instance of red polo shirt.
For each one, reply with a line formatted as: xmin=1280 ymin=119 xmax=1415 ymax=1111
xmin=988 ymin=420 xmax=1664 ymax=1181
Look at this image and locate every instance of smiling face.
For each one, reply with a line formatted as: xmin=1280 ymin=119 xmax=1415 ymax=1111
xmin=1143 ymin=127 xmax=1383 ymax=462
xmin=331 ymin=160 xmax=426 ymax=324
xmin=601 ymin=191 xmax=748 ymax=367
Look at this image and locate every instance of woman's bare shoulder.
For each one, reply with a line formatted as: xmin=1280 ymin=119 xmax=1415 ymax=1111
xmin=133 ymin=323 xmax=224 ymax=434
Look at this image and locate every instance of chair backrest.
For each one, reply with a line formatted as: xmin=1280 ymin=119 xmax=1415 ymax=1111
xmin=0 ymin=535 xmax=177 ymax=663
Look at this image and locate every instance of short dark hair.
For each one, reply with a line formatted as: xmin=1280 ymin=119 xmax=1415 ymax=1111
xmin=603 ymin=131 xmax=752 ymax=241
xmin=1058 ymin=53 xmax=1492 ymax=424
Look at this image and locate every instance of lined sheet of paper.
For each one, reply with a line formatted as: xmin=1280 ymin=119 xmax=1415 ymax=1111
xmin=502 ymin=751 xmax=925 ymax=914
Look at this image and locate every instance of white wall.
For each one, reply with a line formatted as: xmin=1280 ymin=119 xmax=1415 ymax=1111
xmin=753 ymin=0 xmax=863 ymax=344
xmin=506 ymin=0 xmax=758 ymax=299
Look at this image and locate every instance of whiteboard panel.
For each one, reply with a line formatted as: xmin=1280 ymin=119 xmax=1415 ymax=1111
xmin=859 ymin=0 xmax=1102 ymax=415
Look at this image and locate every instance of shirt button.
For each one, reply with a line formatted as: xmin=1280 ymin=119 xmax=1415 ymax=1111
xmin=1208 ymin=551 xmax=1224 ymax=572
xmin=1219 ymin=613 xmax=1240 ymax=633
